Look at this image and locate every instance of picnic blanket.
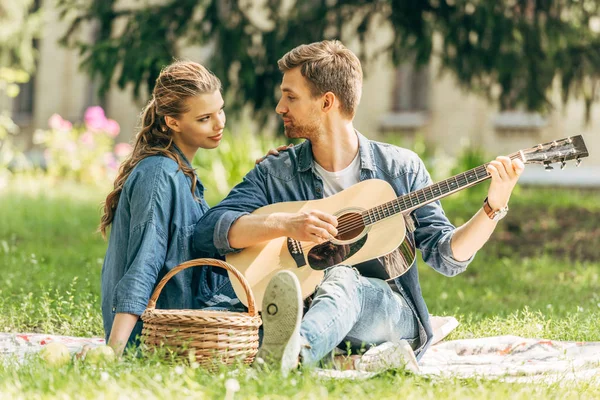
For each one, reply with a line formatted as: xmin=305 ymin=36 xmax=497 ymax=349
xmin=2 ymin=320 xmax=599 ymax=384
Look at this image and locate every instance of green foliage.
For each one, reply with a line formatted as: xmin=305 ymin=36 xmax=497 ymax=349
xmin=0 ymin=68 xmax=32 ymax=186
xmin=0 ymin=0 xmax=42 ymax=184
xmin=0 ymin=0 xmax=41 ymax=72
xmin=59 ymin=0 xmax=600 ymax=126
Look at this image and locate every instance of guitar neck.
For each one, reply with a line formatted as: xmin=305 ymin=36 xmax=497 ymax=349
xmin=362 ymin=152 xmax=524 ymax=225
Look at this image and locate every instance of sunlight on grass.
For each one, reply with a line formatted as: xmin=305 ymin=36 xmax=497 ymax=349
xmin=1 ymin=181 xmax=599 ymax=397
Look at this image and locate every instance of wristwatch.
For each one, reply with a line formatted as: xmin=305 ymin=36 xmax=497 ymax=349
xmin=483 ymin=197 xmax=509 ymax=221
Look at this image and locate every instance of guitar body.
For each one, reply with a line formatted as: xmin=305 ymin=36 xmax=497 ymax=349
xmin=226 ymin=179 xmax=414 ymax=310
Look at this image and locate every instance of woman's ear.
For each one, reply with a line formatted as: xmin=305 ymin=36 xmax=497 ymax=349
xmin=164 ymin=115 xmax=181 ymax=132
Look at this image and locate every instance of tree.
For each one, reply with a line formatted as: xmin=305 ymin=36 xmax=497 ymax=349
xmin=0 ymin=0 xmax=41 ymax=175
xmin=59 ymin=0 xmax=600 ymax=126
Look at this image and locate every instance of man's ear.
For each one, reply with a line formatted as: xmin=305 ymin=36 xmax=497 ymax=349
xmin=322 ymin=92 xmax=336 ymax=113
xmin=164 ymin=115 xmax=181 ymax=132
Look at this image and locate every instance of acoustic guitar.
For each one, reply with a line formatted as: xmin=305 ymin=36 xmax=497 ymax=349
xmin=226 ymin=136 xmax=589 ymax=310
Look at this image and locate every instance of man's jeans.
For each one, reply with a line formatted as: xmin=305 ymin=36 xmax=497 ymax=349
xmin=299 ymin=265 xmax=419 ymax=366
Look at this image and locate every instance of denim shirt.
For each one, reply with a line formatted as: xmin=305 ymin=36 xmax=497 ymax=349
xmin=194 ymin=132 xmax=474 ymax=359
xmin=101 ymin=146 xmax=232 ymax=344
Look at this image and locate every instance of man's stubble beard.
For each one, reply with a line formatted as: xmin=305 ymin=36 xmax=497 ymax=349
xmin=283 ymin=118 xmax=322 ymax=141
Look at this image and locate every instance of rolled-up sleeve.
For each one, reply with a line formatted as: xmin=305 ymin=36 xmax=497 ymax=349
xmin=411 ymin=159 xmax=475 ymax=277
xmin=194 ymin=165 xmax=270 ymax=256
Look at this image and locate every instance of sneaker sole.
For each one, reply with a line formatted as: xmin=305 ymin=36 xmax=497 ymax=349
xmin=255 ymin=270 xmax=303 ymax=375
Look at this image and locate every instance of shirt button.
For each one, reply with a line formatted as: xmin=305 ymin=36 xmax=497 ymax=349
xmin=112 ymin=307 xmax=116 ymax=312
xmin=316 ymin=187 xmax=322 ymax=193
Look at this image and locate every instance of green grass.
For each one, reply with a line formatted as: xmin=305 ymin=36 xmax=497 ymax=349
xmin=0 ymin=180 xmax=599 ymax=398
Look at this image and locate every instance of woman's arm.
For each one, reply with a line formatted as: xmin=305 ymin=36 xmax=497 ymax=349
xmin=107 ymin=313 xmax=139 ymax=356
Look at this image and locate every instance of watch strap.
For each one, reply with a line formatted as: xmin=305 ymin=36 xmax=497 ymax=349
xmin=483 ymin=197 xmax=509 ymax=220
xmin=483 ymin=197 xmax=495 ymax=219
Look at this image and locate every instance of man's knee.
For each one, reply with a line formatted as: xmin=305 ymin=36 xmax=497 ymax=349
xmin=323 ymin=265 xmax=359 ymax=283
xmin=309 ymin=265 xmax=363 ymax=324
xmin=317 ymin=265 xmax=361 ymax=298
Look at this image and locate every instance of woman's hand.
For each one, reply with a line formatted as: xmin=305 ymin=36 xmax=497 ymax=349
xmin=255 ymin=144 xmax=294 ymax=164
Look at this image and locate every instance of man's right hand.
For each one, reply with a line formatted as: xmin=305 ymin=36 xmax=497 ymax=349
xmin=282 ymin=210 xmax=338 ymax=243
xmin=228 ymin=210 xmax=339 ymax=249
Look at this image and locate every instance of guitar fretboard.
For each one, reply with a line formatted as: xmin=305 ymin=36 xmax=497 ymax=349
xmin=362 ymin=153 xmax=522 ymax=225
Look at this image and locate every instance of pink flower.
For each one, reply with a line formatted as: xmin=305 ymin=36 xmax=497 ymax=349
xmin=48 ymin=114 xmax=73 ymax=131
xmin=103 ymin=152 xmax=118 ymax=170
xmin=80 ymin=131 xmax=95 ymax=148
xmin=104 ymin=119 xmax=120 ymax=138
xmin=64 ymin=141 xmax=77 ymax=154
xmin=114 ymin=142 xmax=133 ymax=158
xmin=84 ymin=106 xmax=107 ymax=131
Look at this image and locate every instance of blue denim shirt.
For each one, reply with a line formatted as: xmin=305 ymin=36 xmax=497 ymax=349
xmin=195 ymin=132 xmax=474 ymax=359
xmin=101 ymin=146 xmax=234 ymax=344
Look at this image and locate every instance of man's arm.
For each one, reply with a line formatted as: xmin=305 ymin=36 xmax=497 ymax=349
xmin=195 ymin=164 xmax=338 ymax=255
xmin=228 ymin=210 xmax=338 ymax=249
xmin=450 ymin=156 xmax=524 ymax=261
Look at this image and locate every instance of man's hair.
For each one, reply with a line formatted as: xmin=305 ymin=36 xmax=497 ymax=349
xmin=278 ymin=40 xmax=363 ymax=118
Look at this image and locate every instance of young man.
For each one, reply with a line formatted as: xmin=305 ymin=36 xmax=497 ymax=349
xmin=195 ymin=40 xmax=523 ymax=374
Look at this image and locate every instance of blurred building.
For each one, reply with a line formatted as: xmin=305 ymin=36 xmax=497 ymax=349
xmin=7 ymin=2 xmax=599 ymax=186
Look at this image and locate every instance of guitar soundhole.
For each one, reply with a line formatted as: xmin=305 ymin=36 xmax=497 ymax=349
xmin=335 ymin=212 xmax=365 ymax=241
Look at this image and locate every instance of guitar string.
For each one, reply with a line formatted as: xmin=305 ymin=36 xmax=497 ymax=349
xmin=297 ymin=152 xmax=523 ymax=253
xmin=329 ymin=152 xmax=525 ymax=237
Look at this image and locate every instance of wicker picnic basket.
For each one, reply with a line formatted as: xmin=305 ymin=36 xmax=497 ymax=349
xmin=140 ymin=258 xmax=262 ymax=368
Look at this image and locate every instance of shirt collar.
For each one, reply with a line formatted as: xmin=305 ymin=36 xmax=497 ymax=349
xmin=171 ymin=142 xmax=193 ymax=169
xmin=296 ymin=130 xmax=376 ymax=173
xmin=171 ymin=142 xmax=204 ymax=190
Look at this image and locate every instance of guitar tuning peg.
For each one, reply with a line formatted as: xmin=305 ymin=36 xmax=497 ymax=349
xmin=544 ymin=163 xmax=554 ymax=171
xmin=576 ymin=158 xmax=582 ymax=167
xmin=560 ymin=161 xmax=566 ymax=170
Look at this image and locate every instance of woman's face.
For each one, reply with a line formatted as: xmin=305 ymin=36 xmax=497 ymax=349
xmin=169 ymin=90 xmax=226 ymax=152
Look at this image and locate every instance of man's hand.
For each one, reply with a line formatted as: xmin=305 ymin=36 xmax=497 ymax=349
xmin=283 ymin=210 xmax=338 ymax=243
xmin=255 ymin=144 xmax=294 ymax=164
xmin=229 ymin=209 xmax=338 ymax=249
xmin=485 ymin=156 xmax=525 ymax=209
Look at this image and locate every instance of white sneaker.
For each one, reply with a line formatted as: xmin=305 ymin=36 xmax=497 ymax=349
xmin=254 ymin=271 xmax=303 ymax=376
xmin=355 ymin=340 xmax=420 ymax=373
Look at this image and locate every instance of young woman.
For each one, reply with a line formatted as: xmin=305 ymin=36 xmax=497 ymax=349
xmin=99 ymin=61 xmax=238 ymax=356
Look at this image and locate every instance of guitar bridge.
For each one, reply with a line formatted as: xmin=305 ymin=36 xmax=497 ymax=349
xmin=287 ymin=238 xmax=306 ymax=268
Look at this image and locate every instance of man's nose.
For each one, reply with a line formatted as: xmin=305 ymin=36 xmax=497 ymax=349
xmin=275 ymin=99 xmax=286 ymax=115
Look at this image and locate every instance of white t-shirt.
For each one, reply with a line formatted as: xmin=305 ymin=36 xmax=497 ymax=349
xmin=313 ymin=152 xmax=361 ymax=197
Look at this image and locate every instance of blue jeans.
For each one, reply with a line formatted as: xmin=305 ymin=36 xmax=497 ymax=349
xmin=299 ymin=266 xmax=419 ymax=366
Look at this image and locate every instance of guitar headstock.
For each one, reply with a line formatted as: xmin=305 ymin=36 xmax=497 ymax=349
xmin=521 ymin=135 xmax=589 ymax=170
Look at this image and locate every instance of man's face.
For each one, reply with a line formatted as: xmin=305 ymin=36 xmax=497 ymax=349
xmin=275 ymin=68 xmax=323 ymax=140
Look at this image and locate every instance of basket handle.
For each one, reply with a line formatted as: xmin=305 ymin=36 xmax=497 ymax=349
xmin=145 ymin=258 xmax=258 ymax=317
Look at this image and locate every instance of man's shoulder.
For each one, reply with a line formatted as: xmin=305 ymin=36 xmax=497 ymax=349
xmin=367 ymin=139 xmax=424 ymax=177
xmin=254 ymin=141 xmax=309 ymax=181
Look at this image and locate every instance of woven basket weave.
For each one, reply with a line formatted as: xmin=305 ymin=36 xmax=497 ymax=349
xmin=141 ymin=258 xmax=262 ymax=368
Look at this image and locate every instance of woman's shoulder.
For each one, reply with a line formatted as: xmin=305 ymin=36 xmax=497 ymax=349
xmin=136 ymin=154 xmax=180 ymax=172
xmin=125 ymin=155 xmax=185 ymax=189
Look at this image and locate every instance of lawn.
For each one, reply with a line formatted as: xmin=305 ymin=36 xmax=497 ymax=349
xmin=1 ymin=180 xmax=599 ymax=398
